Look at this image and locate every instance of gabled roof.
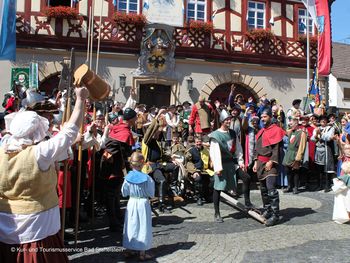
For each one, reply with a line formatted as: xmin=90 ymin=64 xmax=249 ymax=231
xmin=332 ymin=42 xmax=350 ymax=80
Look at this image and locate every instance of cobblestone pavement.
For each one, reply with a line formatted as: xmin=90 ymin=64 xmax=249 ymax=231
xmin=67 ymin=190 xmax=350 ymax=263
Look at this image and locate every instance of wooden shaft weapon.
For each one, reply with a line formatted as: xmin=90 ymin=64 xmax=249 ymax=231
xmin=61 ymin=48 xmax=75 ymax=241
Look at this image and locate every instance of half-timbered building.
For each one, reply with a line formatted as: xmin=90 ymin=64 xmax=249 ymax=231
xmin=1 ymin=0 xmax=319 ymax=108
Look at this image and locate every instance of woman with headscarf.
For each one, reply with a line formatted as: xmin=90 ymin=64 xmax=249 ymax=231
xmin=0 ymin=87 xmax=88 ymax=262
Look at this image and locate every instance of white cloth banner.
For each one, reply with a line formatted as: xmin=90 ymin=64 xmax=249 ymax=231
xmin=301 ymin=0 xmax=319 ymax=28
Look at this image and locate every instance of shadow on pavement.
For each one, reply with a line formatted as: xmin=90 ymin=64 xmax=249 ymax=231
xmin=279 ymin=207 xmax=316 ymax=223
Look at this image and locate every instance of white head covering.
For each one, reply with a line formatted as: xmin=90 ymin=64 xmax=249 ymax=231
xmin=2 ymin=111 xmax=49 ymax=152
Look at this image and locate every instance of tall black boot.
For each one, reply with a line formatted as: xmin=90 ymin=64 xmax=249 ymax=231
xmin=319 ymin=172 xmax=324 ymax=191
xmin=293 ymin=171 xmax=300 ymax=194
xmin=260 ymin=183 xmax=272 ymax=219
xmin=241 ymin=172 xmax=253 ymax=208
xmin=324 ymin=173 xmax=331 ymax=192
xmin=194 ymin=176 xmax=203 ymax=206
xmin=283 ymin=169 xmax=293 ymax=193
xmin=265 ymin=189 xmax=280 ymax=227
xmin=213 ymin=189 xmax=223 ymax=223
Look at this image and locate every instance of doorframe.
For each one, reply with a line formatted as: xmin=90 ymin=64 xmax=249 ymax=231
xmin=132 ymin=76 xmax=180 ymax=105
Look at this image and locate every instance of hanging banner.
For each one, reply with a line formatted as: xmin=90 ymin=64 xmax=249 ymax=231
xmin=29 ymin=62 xmax=39 ymax=89
xmin=315 ymin=0 xmax=331 ymax=76
xmin=142 ymin=0 xmax=184 ymax=27
xmin=11 ymin=67 xmax=30 ymax=90
xmin=0 ymin=0 xmax=16 ymax=61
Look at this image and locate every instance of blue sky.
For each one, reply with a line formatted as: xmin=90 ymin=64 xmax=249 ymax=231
xmin=331 ymin=0 xmax=350 ymax=43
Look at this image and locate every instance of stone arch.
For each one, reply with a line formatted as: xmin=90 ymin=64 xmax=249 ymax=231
xmin=200 ymin=70 xmax=266 ymax=101
xmin=38 ymin=61 xmax=63 ymax=96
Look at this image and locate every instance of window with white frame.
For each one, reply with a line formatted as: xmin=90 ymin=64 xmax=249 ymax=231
xmin=298 ymin=9 xmax=314 ymax=35
xmin=117 ymin=0 xmax=139 ymax=14
xmin=247 ymin=1 xmax=265 ymax=29
xmin=187 ymin=0 xmax=206 ymax=22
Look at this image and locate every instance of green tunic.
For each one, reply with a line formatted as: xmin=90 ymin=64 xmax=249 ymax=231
xmin=210 ymin=129 xmax=237 ymax=191
xmin=282 ymin=129 xmax=306 ymax=166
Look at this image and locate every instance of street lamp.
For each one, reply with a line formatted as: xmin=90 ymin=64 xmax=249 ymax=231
xmin=119 ymin=74 xmax=126 ymax=92
xmin=186 ymin=77 xmax=193 ymax=92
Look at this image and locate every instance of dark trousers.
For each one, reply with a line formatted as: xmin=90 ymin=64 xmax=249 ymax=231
xmin=285 ymin=166 xmax=300 ymax=190
xmin=260 ymin=176 xmax=279 ymax=216
xmin=104 ymin=177 xmax=123 ymax=229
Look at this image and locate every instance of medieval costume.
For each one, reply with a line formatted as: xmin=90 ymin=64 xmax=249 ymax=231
xmin=185 ymin=137 xmax=212 ymax=205
xmin=282 ymin=122 xmax=307 ymax=194
xmin=209 ymin=110 xmax=252 ymax=223
xmin=122 ymin=152 xmax=155 ymax=260
xmin=142 ymin=117 xmax=179 ymax=213
xmin=311 ymin=119 xmax=335 ymax=192
xmin=101 ymin=108 xmax=136 ymax=231
xmin=0 ymin=110 xmax=81 ymax=262
xmin=188 ymin=96 xmax=213 ymax=135
xmin=254 ymin=108 xmax=285 ymax=226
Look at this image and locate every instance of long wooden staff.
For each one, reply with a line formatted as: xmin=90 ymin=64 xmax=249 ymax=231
xmin=61 ymin=48 xmax=75 ymax=240
xmin=75 ymin=0 xmax=94 ymax=246
xmin=91 ymin=0 xmax=104 ymax=224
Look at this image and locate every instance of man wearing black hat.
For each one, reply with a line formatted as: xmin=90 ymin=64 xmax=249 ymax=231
xmin=253 ymin=107 xmax=285 ymax=226
xmin=101 ymin=108 xmax=137 ymax=231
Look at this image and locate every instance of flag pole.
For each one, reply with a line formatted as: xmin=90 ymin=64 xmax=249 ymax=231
xmin=306 ymin=0 xmax=310 ymax=95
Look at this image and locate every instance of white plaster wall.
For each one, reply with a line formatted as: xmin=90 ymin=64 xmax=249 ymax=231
xmin=286 ymin=4 xmax=294 ymax=21
xmin=231 ymin=14 xmax=241 ymax=32
xmin=230 ymin=0 xmax=242 ymax=14
xmin=213 ymin=0 xmax=225 ymax=10
xmin=0 ymin=60 xmax=13 ymax=110
xmin=1 ymin=49 xmax=308 ymax=111
xmin=31 ymin=0 xmax=40 ymax=12
xmin=272 ymin=20 xmax=282 ymax=36
xmin=286 ymin=22 xmax=293 ymax=38
xmin=175 ymin=60 xmax=307 ymax=109
xmin=329 ymin=74 xmax=350 ymax=109
xmin=271 ymin=2 xmax=282 ymax=18
xmin=17 ymin=0 xmax=25 ymax=12
xmin=213 ymin=12 xmax=225 ymax=30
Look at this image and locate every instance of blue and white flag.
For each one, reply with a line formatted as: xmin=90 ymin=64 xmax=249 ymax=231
xmin=0 ymin=0 xmax=16 ymax=61
xmin=301 ymin=0 xmax=318 ymax=28
xmin=143 ymin=0 xmax=150 ymax=10
xmin=113 ymin=0 xmax=117 ymax=7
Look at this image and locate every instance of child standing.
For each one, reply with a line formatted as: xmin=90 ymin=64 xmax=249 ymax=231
xmin=122 ymin=152 xmax=155 ymax=260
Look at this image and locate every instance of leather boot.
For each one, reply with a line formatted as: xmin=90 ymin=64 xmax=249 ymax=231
xmin=243 ymin=178 xmax=253 ymax=208
xmin=194 ymin=178 xmax=203 ymax=206
xmin=265 ymin=189 xmax=280 ymax=227
xmin=260 ymin=184 xmax=272 ymax=219
xmin=214 ymin=213 xmax=223 ymax=223
xmin=324 ymin=173 xmax=331 ymax=192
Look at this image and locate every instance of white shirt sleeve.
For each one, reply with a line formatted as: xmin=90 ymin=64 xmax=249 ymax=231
xmin=34 ymin=123 xmax=80 ymax=171
xmin=165 ymin=113 xmax=178 ymax=128
xmin=123 ymin=95 xmax=137 ymax=110
xmin=321 ymin=127 xmax=335 ymax=141
xmin=209 ymin=139 xmax=223 ymax=173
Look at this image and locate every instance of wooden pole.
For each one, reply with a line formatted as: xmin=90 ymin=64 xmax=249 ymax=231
xmin=91 ymin=106 xmax=96 ymax=224
xmin=60 ymin=48 xmax=75 ymax=241
xmin=74 ymin=118 xmax=85 ymax=247
xmin=220 ymin=192 xmax=266 ymax=224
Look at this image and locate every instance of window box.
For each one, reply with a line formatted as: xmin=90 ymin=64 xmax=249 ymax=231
xmin=245 ymin=28 xmax=275 ymax=41
xmin=189 ymin=20 xmax=213 ymax=33
xmin=43 ymin=6 xmax=79 ymax=19
xmin=298 ymin=35 xmax=318 ymax=46
xmin=113 ymin=12 xmax=146 ymax=26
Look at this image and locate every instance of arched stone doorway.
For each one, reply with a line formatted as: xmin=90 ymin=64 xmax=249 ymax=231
xmin=39 ymin=74 xmax=60 ymax=97
xmin=200 ymin=70 xmax=266 ymax=103
xmin=208 ymin=83 xmax=258 ymax=105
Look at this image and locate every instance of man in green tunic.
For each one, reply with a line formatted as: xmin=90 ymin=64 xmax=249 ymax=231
xmin=209 ymin=109 xmax=252 ymax=223
xmin=282 ymin=117 xmax=307 ymax=194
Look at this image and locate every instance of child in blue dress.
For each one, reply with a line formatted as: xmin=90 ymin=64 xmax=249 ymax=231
xmin=122 ymin=152 xmax=155 ymax=261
